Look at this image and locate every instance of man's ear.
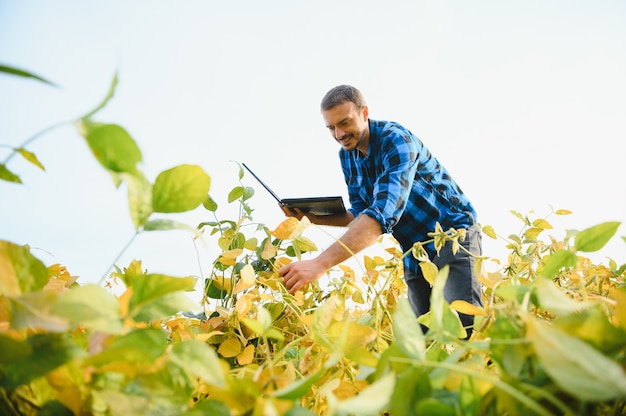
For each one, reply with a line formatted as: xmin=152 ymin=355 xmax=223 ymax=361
xmin=362 ymin=105 xmax=369 ymax=120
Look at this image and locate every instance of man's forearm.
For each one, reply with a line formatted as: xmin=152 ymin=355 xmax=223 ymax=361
xmin=308 ymin=211 xmax=355 ymax=227
xmin=315 ymin=214 xmax=383 ymax=269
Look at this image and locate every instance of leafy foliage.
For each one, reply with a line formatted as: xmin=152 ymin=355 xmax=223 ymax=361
xmin=1 ymin=66 xmax=626 ymax=415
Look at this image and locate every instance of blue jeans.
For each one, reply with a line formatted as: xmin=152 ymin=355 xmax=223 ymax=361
xmin=404 ymin=223 xmax=483 ymax=336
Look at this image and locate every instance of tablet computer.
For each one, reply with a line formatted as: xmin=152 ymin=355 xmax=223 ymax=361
xmin=242 ymin=163 xmax=346 ymax=216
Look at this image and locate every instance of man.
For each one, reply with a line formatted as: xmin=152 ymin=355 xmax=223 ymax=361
xmin=278 ymin=85 xmax=483 ymax=334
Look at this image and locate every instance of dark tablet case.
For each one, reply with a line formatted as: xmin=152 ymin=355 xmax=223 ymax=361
xmin=242 ymin=163 xmax=346 ymax=216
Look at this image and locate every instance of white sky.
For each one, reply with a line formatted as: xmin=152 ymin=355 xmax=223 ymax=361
xmin=1 ymin=0 xmax=625 ymax=287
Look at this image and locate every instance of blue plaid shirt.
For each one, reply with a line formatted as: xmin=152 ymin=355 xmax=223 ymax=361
xmin=339 ymin=119 xmax=477 ymax=274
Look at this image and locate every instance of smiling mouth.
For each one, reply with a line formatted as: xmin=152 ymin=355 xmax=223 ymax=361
xmin=339 ymin=134 xmax=353 ymax=143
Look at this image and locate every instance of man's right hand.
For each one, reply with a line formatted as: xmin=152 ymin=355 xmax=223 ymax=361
xmin=280 ymin=205 xmax=320 ymax=223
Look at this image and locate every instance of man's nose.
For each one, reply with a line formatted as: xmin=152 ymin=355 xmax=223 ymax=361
xmin=334 ymin=128 xmax=344 ymax=140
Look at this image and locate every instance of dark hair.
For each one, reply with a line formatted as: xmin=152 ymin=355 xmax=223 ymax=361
xmin=320 ymin=85 xmax=366 ymax=111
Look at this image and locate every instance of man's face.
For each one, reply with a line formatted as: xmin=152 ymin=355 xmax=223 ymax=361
xmin=323 ymin=101 xmax=369 ymax=153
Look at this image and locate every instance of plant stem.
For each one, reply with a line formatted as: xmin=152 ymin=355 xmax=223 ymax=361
xmin=2 ymin=120 xmax=70 ymax=165
xmin=99 ymin=232 xmax=139 ymax=285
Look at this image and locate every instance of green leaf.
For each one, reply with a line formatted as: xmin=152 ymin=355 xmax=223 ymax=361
xmin=170 ymin=340 xmax=226 ymax=387
xmin=0 ymin=164 xmax=22 ymax=183
xmin=0 ymin=333 xmax=83 ymax=390
xmin=82 ymin=123 xmax=142 ymax=174
xmin=86 ymin=328 xmax=167 ymax=366
xmin=441 ymin=302 xmax=466 ymax=339
xmin=0 ymin=241 xmax=49 ymax=295
xmin=142 ymin=367 xmax=198 ymax=402
xmin=152 ymin=164 xmax=211 ymax=213
xmin=8 ymin=291 xmax=68 ymax=331
xmin=538 ymin=249 xmax=577 ymax=279
xmin=37 ymin=400 xmax=73 ymax=416
xmin=310 ymin=295 xmax=343 ymax=349
xmin=95 ymin=391 xmax=150 ymax=416
xmin=428 ymin=265 xmax=448 ymax=330
xmin=554 ymin=307 xmax=626 ymax=353
xmin=242 ymin=186 xmax=255 ymax=201
xmin=265 ymin=327 xmax=286 ymax=341
xmin=188 ymin=400 xmax=231 ymax=416
xmin=390 ymin=366 xmax=432 ymax=415
xmin=528 ymin=317 xmax=626 ymax=401
xmin=486 ymin=315 xmax=528 ymax=378
xmin=392 ymin=298 xmax=425 ymax=361
xmin=127 ymin=274 xmax=197 ymax=321
xmin=0 ymin=64 xmax=58 ymax=86
xmin=534 ymin=278 xmax=594 ymax=316
xmin=80 ymin=71 xmax=118 ymax=119
xmin=0 ymin=334 xmax=32 ymax=365
xmin=203 ymin=194 xmax=218 ymax=212
xmin=128 ymin=273 xmax=197 ymax=306
xmin=459 ymin=373 xmax=481 ymax=416
xmin=205 ymin=279 xmax=229 ymax=300
xmin=240 ymin=317 xmax=266 ymax=336
xmin=273 ymin=367 xmax=326 ymax=400
xmin=415 ymin=398 xmax=456 ymax=416
xmin=293 ymin=235 xmax=318 ymax=253
xmin=334 ymin=371 xmax=395 ymax=416
xmin=51 ymin=284 xmax=123 ymax=334
xmin=228 ymin=185 xmax=244 ymax=203
xmin=143 ymin=219 xmax=197 ymax=233
xmin=123 ymin=171 xmax=152 ymax=229
xmin=574 ymin=221 xmax=621 ymax=252
xmin=494 ymin=284 xmax=531 ymax=304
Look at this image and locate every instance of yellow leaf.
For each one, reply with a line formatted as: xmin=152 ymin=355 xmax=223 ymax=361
xmin=118 ymin=287 xmax=132 ymax=317
xmin=234 ymin=264 xmax=256 ymax=294
xmin=479 ymin=271 xmax=506 ymax=289
xmin=212 ymin=276 xmax=232 ymax=292
xmin=274 ymin=257 xmax=292 ymax=270
xmin=610 ymin=287 xmax=626 ymax=331
xmin=237 ymin=344 xmax=255 ymax=365
xmin=195 ymin=331 xmax=224 ymax=342
xmin=270 ymin=216 xmax=310 ymax=240
xmin=328 ymin=321 xmax=377 ymax=351
xmin=217 ymin=255 xmax=237 ymax=267
xmin=218 ymin=249 xmax=243 ymax=266
xmin=217 ymin=236 xmax=231 ymax=251
xmin=532 ymin=219 xmax=553 ymax=229
xmin=411 ymin=242 xmax=428 ymax=262
xmin=555 ymin=209 xmax=572 ymax=215
xmin=270 ymin=217 xmax=299 ymax=240
xmin=524 ymin=227 xmax=544 ymax=241
xmin=244 ymin=237 xmax=258 ymax=251
xmin=299 ymin=314 xmax=314 ymax=326
xmin=450 ymin=300 xmax=487 ymax=316
xmin=419 ymin=261 xmax=438 ymax=286
xmin=482 ymin=225 xmax=497 ymax=239
xmin=222 ymin=248 xmax=243 ymax=259
xmin=294 ymin=235 xmax=317 ymax=252
xmin=235 ymin=294 xmax=253 ymax=318
xmin=217 ymin=338 xmax=241 ymax=358
xmin=292 ymin=290 xmax=305 ymax=306
xmin=351 ymin=290 xmax=365 ymax=304
xmin=261 ymin=238 xmax=277 ymax=260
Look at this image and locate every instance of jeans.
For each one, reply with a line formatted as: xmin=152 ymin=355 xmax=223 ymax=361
xmin=404 ymin=223 xmax=483 ymax=336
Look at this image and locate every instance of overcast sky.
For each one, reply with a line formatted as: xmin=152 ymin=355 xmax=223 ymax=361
xmin=1 ymin=0 xmax=625 ymax=287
